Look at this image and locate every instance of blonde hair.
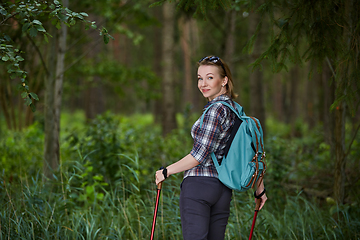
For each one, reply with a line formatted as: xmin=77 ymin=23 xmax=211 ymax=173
xmin=197 ymin=56 xmax=238 ymax=99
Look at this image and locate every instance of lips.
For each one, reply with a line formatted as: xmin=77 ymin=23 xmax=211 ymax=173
xmin=202 ymin=89 xmax=210 ymax=93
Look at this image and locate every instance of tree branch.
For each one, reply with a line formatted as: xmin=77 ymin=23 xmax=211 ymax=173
xmin=326 ymin=57 xmax=336 ymax=78
xmin=0 ymin=12 xmax=18 ymax=25
xmin=26 ymin=33 xmax=49 ymax=76
xmin=64 ymin=37 xmax=103 ymax=73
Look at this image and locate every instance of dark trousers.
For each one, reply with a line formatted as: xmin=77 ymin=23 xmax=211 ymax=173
xmin=180 ymin=176 xmax=232 ymax=240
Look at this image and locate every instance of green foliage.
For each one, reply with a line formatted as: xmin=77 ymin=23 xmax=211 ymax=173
xmin=246 ymin=0 xmax=360 ymax=113
xmin=0 ymin=0 xmax=112 ymax=111
xmin=0 ymin=122 xmax=43 ymax=180
xmin=1 ymin=113 xmax=360 ymax=238
xmin=63 ymin=111 xmax=191 ymax=193
xmin=66 ymin=112 xmax=125 ymax=184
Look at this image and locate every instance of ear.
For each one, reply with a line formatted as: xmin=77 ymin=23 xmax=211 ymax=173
xmin=223 ymin=76 xmax=229 ymax=86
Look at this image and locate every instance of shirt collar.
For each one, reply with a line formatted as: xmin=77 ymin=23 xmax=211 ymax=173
xmin=204 ymin=94 xmax=231 ymax=109
xmin=209 ymin=94 xmax=231 ymax=103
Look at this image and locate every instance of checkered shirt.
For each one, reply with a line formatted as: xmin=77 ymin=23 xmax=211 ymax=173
xmin=185 ymin=95 xmax=236 ymax=179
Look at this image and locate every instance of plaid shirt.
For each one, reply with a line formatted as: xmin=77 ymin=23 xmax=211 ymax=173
xmin=185 ymin=95 xmax=236 ymax=179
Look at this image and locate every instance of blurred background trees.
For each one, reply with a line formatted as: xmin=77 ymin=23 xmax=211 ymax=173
xmin=1 ymin=0 xmax=359 ymax=207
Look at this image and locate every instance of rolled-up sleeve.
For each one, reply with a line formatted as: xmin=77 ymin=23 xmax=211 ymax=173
xmin=190 ymin=104 xmax=226 ymax=164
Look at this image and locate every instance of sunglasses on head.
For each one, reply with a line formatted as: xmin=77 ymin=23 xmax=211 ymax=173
xmin=198 ymin=56 xmax=227 ymax=76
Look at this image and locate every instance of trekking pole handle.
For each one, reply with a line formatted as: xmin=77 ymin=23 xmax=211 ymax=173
xmin=255 ymin=198 xmax=261 ymax=211
xmin=157 ymin=166 xmax=165 ymax=190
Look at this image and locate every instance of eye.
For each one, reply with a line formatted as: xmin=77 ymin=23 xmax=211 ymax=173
xmin=198 ymin=77 xmax=202 ymax=81
xmin=208 ymin=76 xmax=213 ymax=80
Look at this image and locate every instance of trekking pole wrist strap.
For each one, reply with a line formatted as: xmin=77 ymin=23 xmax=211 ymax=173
xmin=162 ymin=167 xmax=168 ymax=179
xmin=254 ymin=188 xmax=266 ymax=199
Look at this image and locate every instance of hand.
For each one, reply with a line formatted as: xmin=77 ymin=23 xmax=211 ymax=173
xmin=155 ymin=169 xmax=165 ymax=185
xmin=256 ymin=193 xmax=267 ymax=210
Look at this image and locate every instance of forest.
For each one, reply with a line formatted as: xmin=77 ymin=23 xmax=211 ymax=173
xmin=1 ymin=0 xmax=359 ymax=239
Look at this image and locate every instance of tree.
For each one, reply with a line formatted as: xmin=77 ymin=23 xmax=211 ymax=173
xmin=161 ymin=1 xmax=177 ymax=135
xmin=179 ymin=14 xmax=193 ymax=109
xmin=43 ymin=0 xmax=69 ymax=178
xmin=1 ymin=0 xmax=111 ymax=179
xmin=247 ymin=2 xmax=265 ymax=132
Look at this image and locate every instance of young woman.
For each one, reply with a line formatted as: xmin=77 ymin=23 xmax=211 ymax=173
xmin=155 ymin=56 xmax=267 ymax=240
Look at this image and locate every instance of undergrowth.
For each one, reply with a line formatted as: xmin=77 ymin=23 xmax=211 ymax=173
xmin=0 ymin=112 xmax=359 ymax=239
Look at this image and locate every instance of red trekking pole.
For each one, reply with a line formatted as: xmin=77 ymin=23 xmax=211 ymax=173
xmin=248 ymin=198 xmax=261 ymax=240
xmin=150 ymin=168 xmax=164 ymax=240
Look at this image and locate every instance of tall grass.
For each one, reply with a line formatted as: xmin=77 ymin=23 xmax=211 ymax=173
xmin=1 ymin=165 xmax=360 ymax=239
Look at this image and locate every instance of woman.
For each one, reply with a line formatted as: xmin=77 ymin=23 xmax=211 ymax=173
xmin=155 ymin=56 xmax=267 ymax=240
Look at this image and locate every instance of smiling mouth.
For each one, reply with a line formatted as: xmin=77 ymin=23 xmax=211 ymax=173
xmin=202 ymin=89 xmax=210 ymax=93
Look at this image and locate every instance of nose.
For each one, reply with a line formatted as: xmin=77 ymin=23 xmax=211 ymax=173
xmin=200 ymin=79 xmax=207 ymax=87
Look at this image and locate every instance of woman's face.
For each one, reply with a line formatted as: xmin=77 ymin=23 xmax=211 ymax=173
xmin=197 ymin=65 xmax=227 ymax=101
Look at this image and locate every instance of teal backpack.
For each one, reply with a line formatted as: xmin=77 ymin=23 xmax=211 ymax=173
xmin=200 ymin=101 xmax=267 ymax=192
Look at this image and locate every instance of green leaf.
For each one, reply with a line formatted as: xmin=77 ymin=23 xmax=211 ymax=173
xmin=29 ymin=92 xmax=39 ymax=101
xmin=25 ymin=97 xmax=32 ymax=106
xmin=16 ymin=56 xmax=24 ymax=61
xmin=103 ymin=35 xmax=109 ymax=44
xmin=21 ymin=92 xmax=28 ymax=98
xmin=30 ymin=103 xmax=36 ymax=112
xmin=22 ymin=22 xmax=31 ymax=32
xmin=79 ymin=12 xmax=88 ymax=17
xmin=86 ymin=186 xmax=94 ymax=195
xmin=32 ymin=20 xmax=42 ymax=25
xmin=57 ymin=13 xmax=67 ymax=22
xmin=94 ymin=175 xmax=104 ymax=181
xmin=29 ymin=27 xmax=38 ymax=37
xmin=56 ymin=21 xmax=61 ymax=29
xmin=1 ymin=55 xmax=9 ymax=61
xmin=96 ymin=193 xmax=104 ymax=200
xmin=149 ymin=0 xmax=166 ymax=8
xmin=44 ymin=34 xmax=49 ymax=43
xmin=0 ymin=7 xmax=7 ymax=16
xmin=4 ymin=35 xmax=11 ymax=41
xmin=35 ymin=25 xmax=46 ymax=32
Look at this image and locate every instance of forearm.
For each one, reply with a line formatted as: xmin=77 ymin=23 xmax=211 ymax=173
xmin=256 ymin=180 xmax=265 ymax=194
xmin=166 ymin=153 xmax=199 ymax=177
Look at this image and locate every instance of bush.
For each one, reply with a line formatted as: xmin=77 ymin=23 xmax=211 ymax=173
xmin=0 ymin=122 xmax=43 ymax=181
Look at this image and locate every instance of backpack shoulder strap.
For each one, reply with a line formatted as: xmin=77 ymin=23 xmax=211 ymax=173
xmin=200 ymin=101 xmax=244 ymax=128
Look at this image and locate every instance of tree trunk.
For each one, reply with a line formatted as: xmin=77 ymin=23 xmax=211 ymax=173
xmin=272 ymin=73 xmax=284 ymax=121
xmin=54 ymin=0 xmax=68 ymax=166
xmin=179 ymin=15 xmax=192 ymax=109
xmin=333 ymin=0 xmax=352 ymax=205
xmin=152 ymin=6 xmax=162 ymax=123
xmin=289 ymin=66 xmax=299 ymax=136
xmin=322 ymin=61 xmax=335 ymax=148
xmin=43 ymin=0 xmax=68 ymax=179
xmin=248 ymin=8 xmax=265 ymax=131
xmin=333 ymin=101 xmax=346 ymax=204
xmin=224 ymin=10 xmax=236 ymax=71
xmin=43 ymin=25 xmax=58 ymax=179
xmin=305 ymin=64 xmax=315 ymax=129
xmin=0 ymin=78 xmax=12 ymax=129
xmin=161 ymin=2 xmax=177 ymax=135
